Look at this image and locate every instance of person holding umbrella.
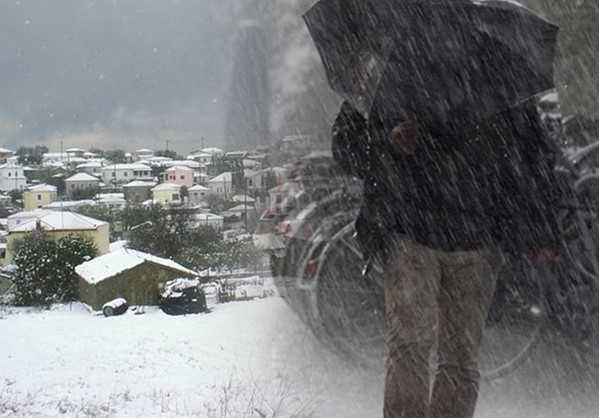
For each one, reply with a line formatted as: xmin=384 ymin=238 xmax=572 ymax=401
xmin=305 ymin=1 xmax=561 ymax=417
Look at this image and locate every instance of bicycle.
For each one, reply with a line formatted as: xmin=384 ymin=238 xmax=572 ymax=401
xmin=273 ymin=122 xmax=599 ymax=379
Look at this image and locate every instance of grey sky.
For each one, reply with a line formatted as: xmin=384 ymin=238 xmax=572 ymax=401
xmin=0 ymin=0 xmax=233 ymax=154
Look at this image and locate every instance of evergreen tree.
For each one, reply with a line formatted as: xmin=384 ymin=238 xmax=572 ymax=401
xmin=11 ymin=233 xmax=97 ymax=306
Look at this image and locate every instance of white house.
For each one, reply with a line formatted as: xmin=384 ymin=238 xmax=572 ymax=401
xmin=96 ymin=194 xmax=127 ymax=210
xmin=191 ymin=213 xmax=224 ymax=230
xmin=65 ymin=172 xmax=101 ymax=196
xmin=188 ymin=184 xmax=210 ymax=207
xmin=76 ymin=161 xmax=105 ymax=176
xmin=0 ymin=161 xmax=26 ymax=191
xmin=208 ymin=172 xmax=232 ymax=196
xmin=187 ymin=151 xmax=213 ymax=164
xmin=101 ymin=163 xmax=152 ymax=185
xmin=244 ymin=169 xmax=265 ymax=194
xmin=134 ymin=148 xmax=155 ymax=161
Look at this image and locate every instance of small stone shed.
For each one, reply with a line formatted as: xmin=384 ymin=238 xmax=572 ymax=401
xmin=76 ymin=248 xmax=199 ymax=311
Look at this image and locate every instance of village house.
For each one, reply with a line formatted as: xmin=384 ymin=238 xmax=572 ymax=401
xmin=188 ymin=184 xmax=210 ymax=207
xmin=101 ymin=163 xmax=152 ymax=185
xmin=3 ymin=210 xmax=110 ymax=265
xmin=23 ymin=184 xmax=58 ymax=211
xmin=151 ymin=183 xmax=182 ymax=205
xmin=0 ymin=148 xmax=14 ymax=164
xmin=161 ymin=166 xmax=194 ymax=188
xmin=192 ymin=213 xmax=224 ymax=230
xmin=122 ymin=180 xmax=156 ymax=203
xmin=65 ymin=173 xmax=101 ymax=197
xmin=208 ymin=172 xmax=232 ymax=197
xmin=76 ymin=161 xmax=104 ymax=176
xmin=133 ymin=148 xmax=155 ymax=161
xmin=96 ymin=194 xmax=126 ymax=211
xmin=0 ymin=161 xmax=26 ymax=192
xmin=76 ymin=247 xmax=198 ymax=310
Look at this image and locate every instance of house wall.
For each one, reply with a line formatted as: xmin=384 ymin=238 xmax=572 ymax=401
xmin=208 ymin=180 xmax=231 ymax=196
xmin=78 ymin=263 xmax=195 ymax=310
xmin=4 ymin=224 xmax=110 ymax=265
xmin=0 ymin=166 xmax=27 ymax=192
xmin=66 ymin=180 xmax=100 ymax=196
xmin=152 ymin=189 xmax=181 ymax=204
xmin=23 ymin=190 xmax=57 ymax=211
xmin=161 ymin=168 xmax=194 ymax=188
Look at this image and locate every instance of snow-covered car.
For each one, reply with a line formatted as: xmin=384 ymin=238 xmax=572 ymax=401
xmin=159 ymin=278 xmax=207 ymax=316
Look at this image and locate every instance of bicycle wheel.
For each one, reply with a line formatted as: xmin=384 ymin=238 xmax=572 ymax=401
xmin=310 ymin=222 xmax=386 ymax=365
xmin=479 ymin=258 xmax=547 ymax=380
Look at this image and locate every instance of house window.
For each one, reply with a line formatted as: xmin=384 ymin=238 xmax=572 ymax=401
xmin=7 ymin=172 xmax=10 ymax=177
xmin=111 ymin=172 xmax=116 ymax=177
xmin=172 ymin=193 xmax=180 ymax=200
xmin=248 ymin=179 xmax=253 ymax=186
xmin=123 ymin=172 xmax=128 ymax=177
xmin=37 ymin=194 xmax=42 ymax=201
xmin=180 ymin=175 xmax=185 ymax=180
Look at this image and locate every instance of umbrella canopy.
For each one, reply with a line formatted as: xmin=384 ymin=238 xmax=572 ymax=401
xmin=304 ymin=0 xmax=559 ymax=125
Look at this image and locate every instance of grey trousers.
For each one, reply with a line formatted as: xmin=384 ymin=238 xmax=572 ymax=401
xmin=383 ymin=239 xmax=502 ymax=418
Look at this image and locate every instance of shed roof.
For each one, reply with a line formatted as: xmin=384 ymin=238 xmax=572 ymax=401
xmin=75 ymin=247 xmax=198 ymax=284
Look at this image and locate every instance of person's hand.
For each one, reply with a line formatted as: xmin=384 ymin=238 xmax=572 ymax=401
xmin=389 ymin=120 xmax=418 ymax=156
xmin=533 ymin=246 xmax=557 ymax=263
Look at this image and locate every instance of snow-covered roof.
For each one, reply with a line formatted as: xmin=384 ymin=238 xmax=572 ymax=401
xmin=109 ymin=240 xmax=128 ymax=252
xmin=75 ymin=247 xmax=198 ymax=284
xmin=187 ymin=151 xmax=212 ymax=158
xmin=189 ymin=184 xmax=210 ymax=191
xmin=76 ymin=162 xmax=104 ymax=168
xmin=195 ymin=213 xmax=223 ymax=221
xmin=229 ymin=204 xmax=255 ymax=212
xmin=97 ymin=195 xmax=126 ymax=204
xmin=9 ymin=211 xmax=107 ymax=232
xmin=231 ymin=195 xmax=256 ymax=203
xmin=135 ymin=148 xmax=154 ymax=153
xmin=66 ymin=148 xmax=85 ymax=153
xmin=208 ymin=172 xmax=232 ymax=183
xmin=201 ymin=147 xmax=224 ymax=155
xmin=8 ymin=210 xmax=52 ymax=220
xmin=101 ymin=163 xmax=151 ymax=171
xmin=122 ymin=180 xmax=157 ymax=188
xmin=164 ymin=165 xmax=194 ymax=172
xmin=66 ymin=172 xmax=100 ymax=182
xmin=151 ymin=183 xmax=181 ymax=192
xmin=0 ymin=147 xmax=14 ymax=154
xmin=243 ymin=168 xmax=258 ymax=178
xmin=43 ymin=200 xmax=94 ymax=209
xmin=27 ymin=184 xmax=57 ymax=193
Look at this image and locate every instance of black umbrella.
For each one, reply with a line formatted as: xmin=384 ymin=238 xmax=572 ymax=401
xmin=304 ymin=0 xmax=559 ymax=125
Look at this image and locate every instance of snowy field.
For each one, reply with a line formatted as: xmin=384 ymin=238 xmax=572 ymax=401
xmin=1 ymin=291 xmax=599 ymax=417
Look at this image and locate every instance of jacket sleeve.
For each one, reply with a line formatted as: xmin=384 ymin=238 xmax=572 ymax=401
xmin=331 ymin=101 xmax=370 ymax=179
xmin=510 ymin=100 xmax=562 ymax=253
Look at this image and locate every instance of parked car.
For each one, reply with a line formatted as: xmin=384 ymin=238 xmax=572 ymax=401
xmin=159 ymin=278 xmax=207 ymax=315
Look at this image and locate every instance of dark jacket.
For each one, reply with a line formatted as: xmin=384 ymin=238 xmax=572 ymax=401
xmin=332 ymin=100 xmax=561 ymax=258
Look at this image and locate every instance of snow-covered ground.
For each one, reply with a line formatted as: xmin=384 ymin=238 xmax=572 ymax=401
xmin=1 ymin=288 xmax=598 ymax=417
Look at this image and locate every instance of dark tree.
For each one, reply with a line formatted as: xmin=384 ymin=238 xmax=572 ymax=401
xmin=16 ymin=145 xmax=49 ymax=166
xmin=105 ymin=149 xmax=128 ymax=164
xmin=11 ymin=233 xmax=97 ymax=306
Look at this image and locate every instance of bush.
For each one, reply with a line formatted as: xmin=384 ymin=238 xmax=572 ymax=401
xmin=11 ymin=232 xmax=97 ymax=306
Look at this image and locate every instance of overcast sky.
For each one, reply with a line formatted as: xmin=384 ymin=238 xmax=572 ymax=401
xmin=0 ymin=0 xmax=234 ymax=154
